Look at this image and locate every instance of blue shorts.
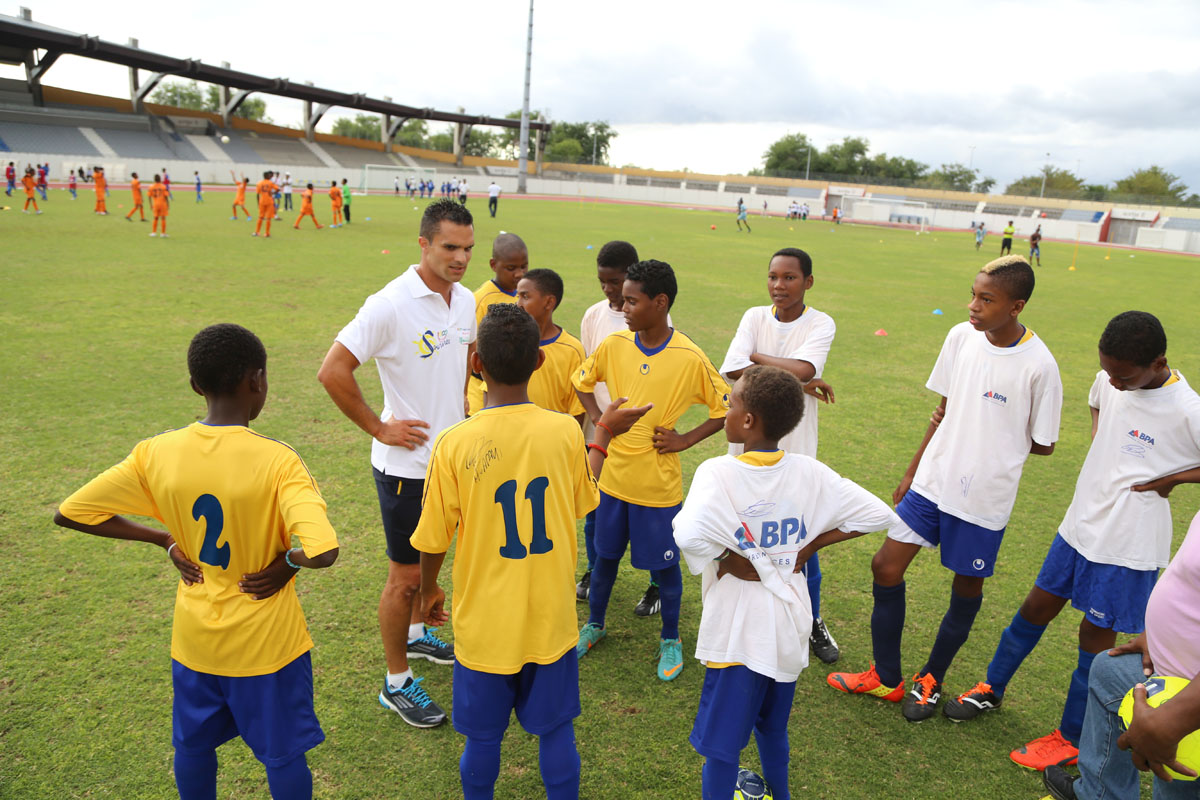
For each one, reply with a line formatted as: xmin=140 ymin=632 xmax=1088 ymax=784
xmin=1034 ymin=533 xmax=1157 ymax=633
xmin=689 ymin=665 xmax=795 ymax=763
xmin=594 ymin=491 xmax=682 ymax=571
xmin=452 ymin=649 xmax=580 ymax=739
xmin=171 ymin=652 xmax=323 ymax=767
xmin=894 ymin=490 xmax=1005 ymax=577
xmin=373 ymin=467 xmax=424 ymax=565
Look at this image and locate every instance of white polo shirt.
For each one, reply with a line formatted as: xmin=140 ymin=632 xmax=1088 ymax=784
xmin=911 ymin=321 xmax=1062 ymax=530
xmin=282 ymin=176 xmax=292 ymax=195
xmin=488 ymin=183 xmax=501 ymax=198
xmin=1059 ymin=370 xmax=1200 ymax=570
xmin=336 ymin=264 xmax=476 ymax=479
xmin=719 ymin=305 xmax=836 ymax=458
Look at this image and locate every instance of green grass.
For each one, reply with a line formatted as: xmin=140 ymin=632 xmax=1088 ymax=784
xmin=3 ymin=192 xmax=1199 ymax=799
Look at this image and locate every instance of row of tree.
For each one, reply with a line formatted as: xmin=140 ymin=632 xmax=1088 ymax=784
xmin=756 ymin=132 xmax=1195 ymax=205
xmin=148 ymin=80 xmax=270 ymax=123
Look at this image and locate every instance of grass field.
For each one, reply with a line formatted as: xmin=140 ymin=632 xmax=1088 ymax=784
xmin=3 ymin=190 xmax=1199 ymax=799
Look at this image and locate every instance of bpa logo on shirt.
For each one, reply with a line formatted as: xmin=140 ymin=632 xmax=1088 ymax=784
xmin=1122 ymin=429 xmax=1155 ymax=458
xmin=981 ymin=390 xmax=1008 ymax=407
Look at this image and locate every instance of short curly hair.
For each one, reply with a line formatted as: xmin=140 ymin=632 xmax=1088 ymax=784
xmin=1098 ymin=311 xmax=1167 ymax=366
xmin=625 ymin=259 xmax=677 ymax=309
xmin=739 ymin=365 xmax=804 ymax=441
xmin=522 ymin=268 xmax=564 ymax=308
xmin=187 ymin=324 xmax=267 ymax=395
xmin=420 ymin=198 xmax=474 ymax=241
xmin=478 ymin=304 xmax=540 ymax=386
xmin=980 ymin=255 xmax=1035 ymax=302
xmin=597 ymin=240 xmax=639 ymax=271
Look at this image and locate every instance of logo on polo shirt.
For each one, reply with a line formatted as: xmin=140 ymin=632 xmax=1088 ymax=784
xmin=1123 ymin=429 xmax=1155 ymax=458
xmin=640 ymin=363 xmax=650 ymax=375
xmin=734 ymin=523 xmax=758 ymax=550
xmin=982 ymin=390 xmax=1008 ymax=406
xmin=413 ymin=328 xmax=451 ymax=359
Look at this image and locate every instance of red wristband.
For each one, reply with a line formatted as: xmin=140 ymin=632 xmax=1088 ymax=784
xmin=595 ymin=421 xmax=614 ymax=437
xmin=587 ymin=442 xmax=608 ymax=458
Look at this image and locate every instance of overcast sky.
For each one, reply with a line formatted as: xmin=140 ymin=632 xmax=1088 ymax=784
xmin=4 ymin=0 xmax=1198 ymax=191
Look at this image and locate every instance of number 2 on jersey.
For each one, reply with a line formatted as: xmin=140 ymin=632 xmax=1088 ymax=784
xmin=494 ymin=477 xmax=552 ymax=559
xmin=192 ymin=494 xmax=231 ymax=569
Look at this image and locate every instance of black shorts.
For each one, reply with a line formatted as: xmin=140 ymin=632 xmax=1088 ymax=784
xmin=1002 ymin=237 xmax=1013 ymax=248
xmin=373 ymin=467 xmax=424 ymax=564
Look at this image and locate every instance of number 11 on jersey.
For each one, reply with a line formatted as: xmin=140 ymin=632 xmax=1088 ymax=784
xmin=494 ymin=477 xmax=552 ymax=559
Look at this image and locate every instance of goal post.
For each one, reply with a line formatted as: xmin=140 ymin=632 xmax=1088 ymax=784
xmin=841 ymin=196 xmax=932 ymax=233
xmin=360 ymin=164 xmax=436 ymax=196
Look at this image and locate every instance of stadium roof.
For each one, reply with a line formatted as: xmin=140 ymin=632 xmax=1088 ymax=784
xmin=0 ymin=11 xmax=550 ymax=132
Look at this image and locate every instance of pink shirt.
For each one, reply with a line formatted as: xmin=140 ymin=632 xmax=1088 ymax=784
xmin=1145 ymin=509 xmax=1200 ymax=679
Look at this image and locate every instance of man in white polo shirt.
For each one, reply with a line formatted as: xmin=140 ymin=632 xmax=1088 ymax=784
xmin=318 ymin=198 xmax=477 ymax=728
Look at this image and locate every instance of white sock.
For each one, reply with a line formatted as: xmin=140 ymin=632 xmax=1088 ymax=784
xmin=386 ymin=669 xmax=413 ymax=691
xmin=408 ymin=622 xmax=425 ymax=642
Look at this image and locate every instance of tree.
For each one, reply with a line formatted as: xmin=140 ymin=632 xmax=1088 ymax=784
xmin=546 ymin=138 xmax=584 ymax=163
xmin=149 ymin=80 xmax=204 ymax=110
xmin=974 ymin=176 xmax=996 ymax=194
xmin=462 ymin=129 xmax=500 ymax=158
xmin=203 ymin=86 xmax=269 ymax=122
xmin=1004 ymin=166 xmax=1085 ymax=198
xmin=865 ymin=153 xmax=927 ymax=181
xmin=923 ymin=163 xmax=977 ymax=191
xmin=1114 ymin=166 xmax=1188 ymax=204
xmin=1081 ymin=183 xmax=1109 ymax=201
xmin=332 ymin=113 xmax=384 ymax=140
xmin=393 ymin=119 xmax=428 ymax=148
xmin=426 ymin=129 xmax=454 ymax=153
xmin=762 ymin=133 xmax=816 ymax=176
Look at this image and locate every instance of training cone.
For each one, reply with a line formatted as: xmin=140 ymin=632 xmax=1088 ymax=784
xmin=710 ymin=224 xmax=716 ymax=230
xmin=381 ymin=249 xmax=390 ymax=254
xmin=499 ymin=230 xmax=507 ymax=234
xmin=365 ymin=217 xmax=371 ymax=221
xmin=789 ymin=226 xmax=794 ymax=231
xmin=586 ymin=245 xmax=594 ymax=250
xmin=874 ymin=329 xmax=888 ymax=336
xmin=1069 ymin=266 xmax=1076 ymax=271
xmin=932 ymin=309 xmax=944 ymax=315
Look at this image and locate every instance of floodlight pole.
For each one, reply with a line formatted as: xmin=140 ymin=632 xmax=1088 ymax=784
xmin=805 ymin=148 xmax=811 ymax=181
xmin=1040 ymin=152 xmax=1050 ymax=198
xmin=516 ymin=0 xmax=534 ymax=194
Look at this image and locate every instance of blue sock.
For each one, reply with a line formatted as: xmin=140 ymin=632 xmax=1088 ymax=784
xmin=651 ymin=565 xmax=683 ymax=640
xmin=460 ymin=734 xmax=504 ymax=800
xmin=802 ymin=552 xmax=822 ymax=620
xmin=701 ymin=756 xmax=739 ymax=800
xmin=266 ymin=755 xmax=312 ymax=800
xmin=587 ymin=556 xmax=620 ymax=629
xmin=539 ymin=721 xmax=580 ymax=800
xmin=871 ymin=582 xmax=906 ymax=687
xmin=174 ymin=749 xmax=217 ymax=800
xmin=583 ymin=511 xmax=597 ymax=570
xmin=985 ymin=611 xmax=1048 ymax=696
xmin=922 ymin=589 xmax=984 ymax=683
xmin=1060 ymin=648 xmax=1096 ymax=745
xmin=754 ymin=727 xmax=791 ymax=800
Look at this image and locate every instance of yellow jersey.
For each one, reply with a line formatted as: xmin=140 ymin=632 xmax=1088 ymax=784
xmin=58 ymin=423 xmax=338 ymax=677
xmin=411 ymin=404 xmax=600 ymax=674
xmin=467 ymin=280 xmax=520 ymax=415
xmin=529 ymin=327 xmax=586 ymax=416
xmin=573 ymin=329 xmax=730 ymax=507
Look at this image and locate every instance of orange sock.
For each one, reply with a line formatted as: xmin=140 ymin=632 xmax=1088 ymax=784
xmin=160 ymin=219 xmax=166 ymax=234
xmin=153 ymin=218 xmax=159 ymax=233
xmin=264 ymin=217 xmax=272 ymax=236
xmin=256 ymin=216 xmax=264 ymax=234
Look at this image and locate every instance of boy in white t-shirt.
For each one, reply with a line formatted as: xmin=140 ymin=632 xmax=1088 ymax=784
xmin=675 ymin=365 xmax=907 ymax=800
xmin=829 ymin=255 xmax=1063 ymax=723
xmin=944 ymin=310 xmax=1200 ymax=770
xmin=720 ymin=247 xmax=841 ymax=663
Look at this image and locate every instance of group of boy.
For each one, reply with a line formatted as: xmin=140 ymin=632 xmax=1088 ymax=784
xmin=53 ymin=192 xmax=1200 ymax=800
xmin=786 ymin=201 xmax=810 ymax=220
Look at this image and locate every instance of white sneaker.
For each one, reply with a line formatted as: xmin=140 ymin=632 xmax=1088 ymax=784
xmin=149 ymin=232 xmax=157 ymax=237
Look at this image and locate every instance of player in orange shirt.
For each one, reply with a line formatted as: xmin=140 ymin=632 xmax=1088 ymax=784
xmin=93 ymin=167 xmax=107 ymax=215
xmin=125 ymin=173 xmax=145 ymax=222
xmin=328 ymin=181 xmax=343 ymax=228
xmin=230 ymin=172 xmax=251 ymax=221
xmin=293 ymin=183 xmax=323 ymax=230
xmin=21 ymin=167 xmax=41 ymax=213
xmin=148 ymin=174 xmax=170 ymax=237
xmin=253 ymin=171 xmax=280 ymax=237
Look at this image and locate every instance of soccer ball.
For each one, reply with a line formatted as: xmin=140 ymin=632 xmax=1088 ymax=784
xmin=733 ymin=767 xmax=773 ymax=799
xmin=1118 ymin=675 xmax=1200 ymax=781
xmin=220 ymin=135 xmax=230 ymax=144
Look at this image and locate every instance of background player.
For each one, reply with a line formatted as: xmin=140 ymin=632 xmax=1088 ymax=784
xmin=230 ymin=172 xmax=251 ymax=220
xmin=293 ymin=183 xmax=322 ymax=230
xmin=467 ymin=233 xmax=529 ymax=414
xmin=254 ymin=171 xmax=279 ymax=237
xmin=1001 ymin=220 xmax=1015 ymax=255
xmin=573 ymin=259 xmax=730 ymax=682
xmin=125 ymin=172 xmax=145 ymax=222
xmin=719 ymin=247 xmax=841 ymax=663
xmin=148 ymin=174 xmax=169 ymax=237
xmin=53 ymin=323 xmax=339 ymax=800
xmin=329 ymin=181 xmax=343 ymax=228
xmin=20 ymin=167 xmax=40 ymax=214
xmin=93 ymin=166 xmax=107 ymax=215
xmin=414 ymin=302 xmax=650 ymax=800
xmin=944 ymin=310 xmax=1200 ymax=771
xmin=341 ymin=178 xmax=352 ymax=224
xmin=194 ymin=171 xmax=203 ymax=203
xmin=5 ymin=161 xmax=13 ymax=196
xmin=576 ymin=241 xmax=668 ymax=612
xmin=828 ymin=255 xmax=1062 ymax=722
xmin=675 ymin=365 xmax=906 ymax=800
xmin=514 ymin=268 xmax=586 ymax=424
xmin=1030 ymin=225 xmax=1043 ymax=266
xmin=317 ymin=198 xmax=477 ymax=728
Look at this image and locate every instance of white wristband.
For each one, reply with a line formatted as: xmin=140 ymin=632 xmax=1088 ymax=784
xmin=167 ymin=542 xmax=178 ymax=557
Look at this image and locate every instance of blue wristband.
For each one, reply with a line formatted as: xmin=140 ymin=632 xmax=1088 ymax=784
xmin=284 ymin=548 xmax=302 ymax=570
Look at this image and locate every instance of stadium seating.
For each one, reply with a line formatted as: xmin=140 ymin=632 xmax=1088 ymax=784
xmin=1060 ymin=208 xmax=1105 ymax=223
xmin=1163 ymin=217 xmax=1200 ymax=231
xmin=319 ymin=143 xmax=403 ymax=171
xmin=240 ymin=134 xmax=325 ymax=167
xmin=93 ymin=128 xmax=175 ymax=159
xmin=207 ymin=131 xmax=262 ymax=164
xmin=0 ymin=119 xmax=100 ymax=155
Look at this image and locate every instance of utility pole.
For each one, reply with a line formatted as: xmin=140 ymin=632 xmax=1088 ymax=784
xmin=516 ymin=0 xmax=534 ymax=194
xmin=1039 ymin=152 xmax=1051 ymax=198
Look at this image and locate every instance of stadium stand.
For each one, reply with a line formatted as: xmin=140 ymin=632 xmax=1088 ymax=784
xmin=1061 ymin=208 xmax=1105 ymax=223
xmin=787 ymin=186 xmax=823 ymax=199
xmin=724 ymin=183 xmax=751 ymax=193
xmin=982 ymin=203 xmax=1033 ymax=216
xmin=1163 ymin=217 xmax=1200 ymax=231
xmin=93 ymin=128 xmax=175 ymax=160
xmin=686 ymin=181 xmax=718 ymax=191
xmin=209 ymin=131 xmax=262 ymax=164
xmin=0 ymin=119 xmax=99 ymax=155
xmin=319 ymin=143 xmax=403 ymax=171
xmin=240 ymin=134 xmax=324 ymax=167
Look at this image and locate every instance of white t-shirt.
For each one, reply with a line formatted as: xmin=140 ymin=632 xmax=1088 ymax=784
xmin=720 ymin=305 xmax=836 ymax=458
xmin=459 ymin=180 xmax=469 ymax=194
xmin=282 ymin=176 xmax=292 ymax=194
xmin=450 ymin=180 xmax=458 ymax=191
xmin=336 ymin=265 xmax=476 ymax=479
xmin=488 ymin=183 xmax=501 ymax=198
xmin=1059 ymin=370 xmax=1200 ymax=570
xmin=910 ymin=321 xmax=1062 ymax=530
xmin=674 ymin=452 xmax=903 ymax=682
xmin=579 ymin=299 xmax=673 ymax=410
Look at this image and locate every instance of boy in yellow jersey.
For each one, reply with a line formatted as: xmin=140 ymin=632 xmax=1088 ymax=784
xmin=675 ymin=366 xmax=905 ymax=800
xmin=125 ymin=172 xmax=145 ymax=221
xmin=467 ymin=232 xmax=528 ymax=414
xmin=573 ymin=258 xmax=731 ymax=681
xmin=515 ymin=268 xmax=586 ymax=424
xmin=414 ymin=303 xmax=649 ymax=800
xmin=53 ymin=323 xmax=339 ymax=800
